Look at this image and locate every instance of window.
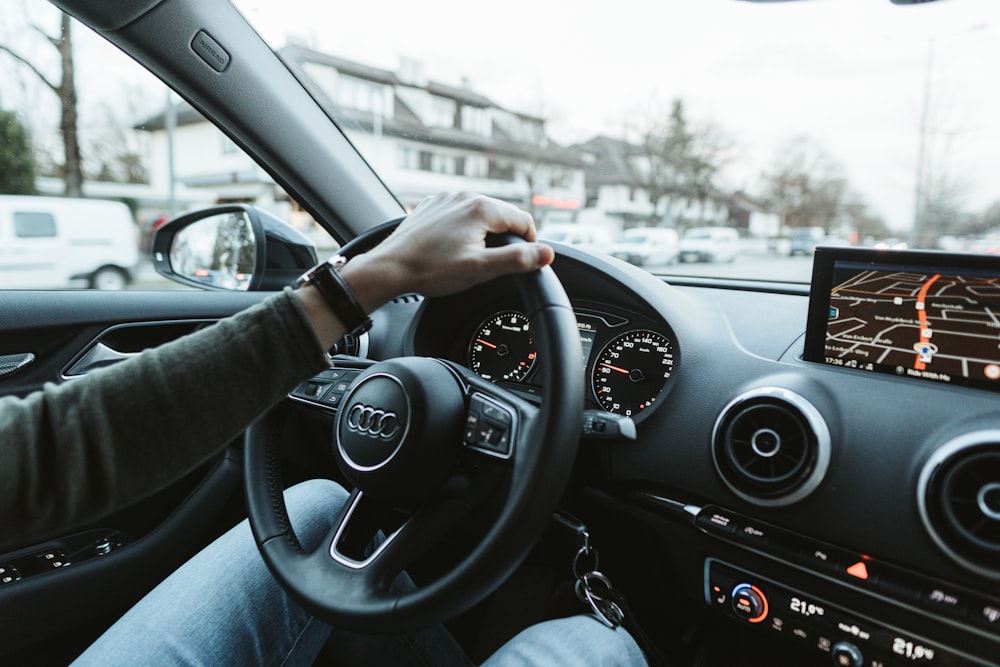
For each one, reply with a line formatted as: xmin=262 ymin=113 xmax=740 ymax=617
xmin=13 ymin=212 xmax=57 ymax=238
xmin=488 ymin=159 xmax=515 ymax=181
xmin=428 ymin=96 xmax=457 ymax=128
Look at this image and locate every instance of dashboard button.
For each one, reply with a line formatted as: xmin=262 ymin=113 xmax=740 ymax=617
xmin=731 ymin=583 xmax=768 ymax=623
xmin=831 ymin=641 xmax=864 ymax=667
xmin=695 ymin=507 xmax=740 ymax=536
xmin=965 ymin=597 xmax=1000 ymax=632
xmin=918 ymin=586 xmax=967 ymax=618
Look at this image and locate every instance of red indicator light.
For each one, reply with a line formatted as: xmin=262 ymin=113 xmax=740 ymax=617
xmin=846 ymin=561 xmax=869 ymax=580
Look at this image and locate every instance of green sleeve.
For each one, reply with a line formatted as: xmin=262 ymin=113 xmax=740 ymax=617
xmin=0 ymin=289 xmax=329 ymax=553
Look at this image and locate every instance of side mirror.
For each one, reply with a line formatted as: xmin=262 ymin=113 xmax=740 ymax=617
xmin=151 ymin=205 xmax=318 ymax=291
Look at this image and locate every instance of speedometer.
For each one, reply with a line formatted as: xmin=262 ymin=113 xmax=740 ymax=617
xmin=592 ymin=329 xmax=675 ymax=416
xmin=469 ymin=310 xmax=536 ymax=382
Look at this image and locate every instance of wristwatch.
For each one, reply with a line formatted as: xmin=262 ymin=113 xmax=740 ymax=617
xmin=294 ymin=255 xmax=373 ymax=337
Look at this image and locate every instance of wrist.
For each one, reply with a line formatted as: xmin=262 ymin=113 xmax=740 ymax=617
xmin=294 ymin=256 xmax=372 ymax=338
xmin=337 ymin=251 xmax=404 ymax=314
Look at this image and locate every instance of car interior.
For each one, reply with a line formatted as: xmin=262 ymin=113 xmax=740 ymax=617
xmin=1 ymin=1 xmax=999 ymax=666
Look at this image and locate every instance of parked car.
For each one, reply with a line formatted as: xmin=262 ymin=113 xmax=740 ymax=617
xmin=610 ymin=227 xmax=679 ymax=266
xmin=789 ymin=226 xmax=825 ymax=256
xmin=538 ymin=223 xmax=615 ymax=256
xmin=4 ymin=1 xmax=1000 ymax=667
xmin=678 ymin=226 xmax=739 ymax=263
xmin=0 ymin=195 xmax=138 ymax=289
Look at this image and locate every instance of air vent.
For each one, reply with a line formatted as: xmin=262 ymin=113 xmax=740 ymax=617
xmin=712 ymin=387 xmax=830 ymax=507
xmin=919 ymin=432 xmax=1000 ymax=580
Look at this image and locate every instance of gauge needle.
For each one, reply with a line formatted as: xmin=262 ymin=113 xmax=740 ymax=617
xmin=476 ymin=338 xmax=498 ymax=349
xmin=601 ymin=362 xmax=630 ymax=375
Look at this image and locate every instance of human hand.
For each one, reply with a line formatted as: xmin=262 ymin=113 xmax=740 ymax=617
xmin=343 ymin=192 xmax=555 ymax=310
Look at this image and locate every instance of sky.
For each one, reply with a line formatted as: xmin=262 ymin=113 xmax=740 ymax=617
xmin=5 ymin=0 xmax=1000 ymax=232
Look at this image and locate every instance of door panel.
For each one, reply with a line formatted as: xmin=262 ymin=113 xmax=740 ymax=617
xmin=0 ymin=289 xmax=270 ymax=657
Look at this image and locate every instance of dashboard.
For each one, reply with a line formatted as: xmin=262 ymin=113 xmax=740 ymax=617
xmin=413 ymin=244 xmax=1000 ymax=666
xmin=296 ymin=242 xmax=1000 ymax=666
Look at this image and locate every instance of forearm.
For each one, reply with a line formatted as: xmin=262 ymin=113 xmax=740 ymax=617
xmin=0 ymin=289 xmax=329 ymax=552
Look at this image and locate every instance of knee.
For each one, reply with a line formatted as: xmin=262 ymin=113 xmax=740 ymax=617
xmin=283 ymin=479 xmax=350 ymax=550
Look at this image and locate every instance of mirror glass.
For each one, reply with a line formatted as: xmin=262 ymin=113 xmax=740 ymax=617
xmin=169 ymin=211 xmax=256 ymax=290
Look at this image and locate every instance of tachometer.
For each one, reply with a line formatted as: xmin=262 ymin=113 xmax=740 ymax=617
xmin=469 ymin=310 xmax=536 ymax=382
xmin=592 ymin=329 xmax=675 ymax=416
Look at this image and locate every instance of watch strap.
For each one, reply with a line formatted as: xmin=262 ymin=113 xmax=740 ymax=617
xmin=295 ymin=256 xmax=373 ymax=337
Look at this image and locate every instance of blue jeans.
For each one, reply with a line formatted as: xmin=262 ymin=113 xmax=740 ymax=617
xmin=74 ymin=479 xmax=646 ymax=666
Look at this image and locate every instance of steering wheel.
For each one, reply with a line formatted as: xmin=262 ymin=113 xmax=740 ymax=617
xmin=244 ymin=221 xmax=583 ymax=633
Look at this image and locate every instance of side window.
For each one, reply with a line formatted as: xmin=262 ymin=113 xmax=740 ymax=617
xmin=13 ymin=212 xmax=57 ymax=239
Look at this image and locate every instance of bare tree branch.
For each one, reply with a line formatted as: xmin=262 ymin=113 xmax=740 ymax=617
xmin=0 ymin=43 xmax=57 ymax=92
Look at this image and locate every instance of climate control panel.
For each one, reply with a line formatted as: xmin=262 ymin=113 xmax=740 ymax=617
xmin=706 ymin=560 xmax=990 ymax=666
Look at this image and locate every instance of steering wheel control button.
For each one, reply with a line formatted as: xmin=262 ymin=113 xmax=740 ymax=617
xmin=464 ymin=394 xmax=515 ymax=459
xmin=731 ymin=583 xmax=768 ymax=623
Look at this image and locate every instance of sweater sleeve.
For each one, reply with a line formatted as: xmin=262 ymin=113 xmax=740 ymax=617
xmin=0 ymin=289 xmax=330 ymax=553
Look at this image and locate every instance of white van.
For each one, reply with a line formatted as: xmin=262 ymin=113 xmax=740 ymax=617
xmin=679 ymin=226 xmax=740 ymax=263
xmin=0 ymin=196 xmax=140 ymax=289
xmin=610 ymin=227 xmax=679 ymax=267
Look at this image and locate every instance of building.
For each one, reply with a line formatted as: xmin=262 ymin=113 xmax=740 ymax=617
xmin=574 ymin=135 xmax=732 ymax=234
xmin=136 ymin=45 xmax=587 ymax=225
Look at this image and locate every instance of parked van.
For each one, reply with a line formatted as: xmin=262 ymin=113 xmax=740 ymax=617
xmin=679 ymin=226 xmax=740 ymax=263
xmin=610 ymin=227 xmax=679 ymax=267
xmin=0 ymin=196 xmax=139 ymax=289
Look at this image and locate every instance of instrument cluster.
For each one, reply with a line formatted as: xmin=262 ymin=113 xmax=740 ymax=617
xmin=466 ymin=307 xmax=677 ymax=420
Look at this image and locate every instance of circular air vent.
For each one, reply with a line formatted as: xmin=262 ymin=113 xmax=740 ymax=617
xmin=712 ymin=387 xmax=831 ymax=507
xmin=919 ymin=432 xmax=1000 ymax=579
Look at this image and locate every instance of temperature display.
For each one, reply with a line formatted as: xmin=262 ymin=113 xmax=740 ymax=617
xmin=789 ymin=596 xmax=825 ymax=618
xmin=892 ymin=638 xmax=936 ymax=662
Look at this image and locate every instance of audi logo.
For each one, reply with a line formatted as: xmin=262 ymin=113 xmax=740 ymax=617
xmin=345 ymin=404 xmax=401 ymax=440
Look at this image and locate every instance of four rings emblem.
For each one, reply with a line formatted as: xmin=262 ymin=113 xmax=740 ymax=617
xmin=346 ymin=404 xmax=401 ymax=440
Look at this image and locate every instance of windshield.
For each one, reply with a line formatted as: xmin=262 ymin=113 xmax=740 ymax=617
xmin=241 ymin=0 xmax=1000 ymax=282
xmin=5 ymin=0 xmax=998 ymax=288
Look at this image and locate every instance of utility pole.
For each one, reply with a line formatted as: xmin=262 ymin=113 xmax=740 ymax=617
xmin=910 ymin=39 xmax=934 ymax=248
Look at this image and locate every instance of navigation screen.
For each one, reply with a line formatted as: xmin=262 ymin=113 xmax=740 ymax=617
xmin=804 ymin=248 xmax=1000 ymax=391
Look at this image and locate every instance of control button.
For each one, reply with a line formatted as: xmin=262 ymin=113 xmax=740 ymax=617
xmin=36 ymin=549 xmax=69 ymax=570
xmin=463 ymin=412 xmax=480 ymax=444
xmin=0 ymin=564 xmax=21 ymax=585
xmin=321 ymin=391 xmax=343 ymax=407
xmin=831 ymin=641 xmax=864 ymax=667
xmin=845 ymin=560 xmax=871 ymax=581
xmin=735 ymin=519 xmax=771 ymax=547
xmin=318 ymin=368 xmax=358 ymax=381
xmin=731 ymin=583 xmax=768 ymax=623
xmin=964 ymin=597 xmax=1000 ymax=631
xmin=919 ymin=586 xmax=967 ymax=618
xmin=94 ymin=538 xmax=113 ymax=556
xmin=293 ymin=380 xmax=330 ymax=399
xmin=710 ymin=584 xmax=727 ymax=606
xmin=696 ymin=507 xmax=739 ymax=535
xmin=480 ymin=401 xmax=512 ymax=425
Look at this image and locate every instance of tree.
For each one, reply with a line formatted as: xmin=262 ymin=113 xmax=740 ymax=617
xmin=841 ymin=192 xmax=888 ymax=240
xmin=0 ymin=12 xmax=83 ymax=197
xmin=761 ymin=136 xmax=847 ymax=231
xmin=632 ymin=98 xmax=729 ymax=225
xmin=0 ymin=109 xmax=37 ymax=194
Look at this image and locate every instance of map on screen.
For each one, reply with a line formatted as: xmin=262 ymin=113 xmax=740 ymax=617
xmin=824 ymin=264 xmax=1000 ymax=385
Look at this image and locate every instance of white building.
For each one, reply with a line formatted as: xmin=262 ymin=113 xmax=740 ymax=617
xmin=137 ymin=46 xmax=587 ymax=224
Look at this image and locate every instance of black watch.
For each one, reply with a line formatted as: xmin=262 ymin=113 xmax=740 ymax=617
xmin=294 ymin=255 xmax=373 ymax=337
